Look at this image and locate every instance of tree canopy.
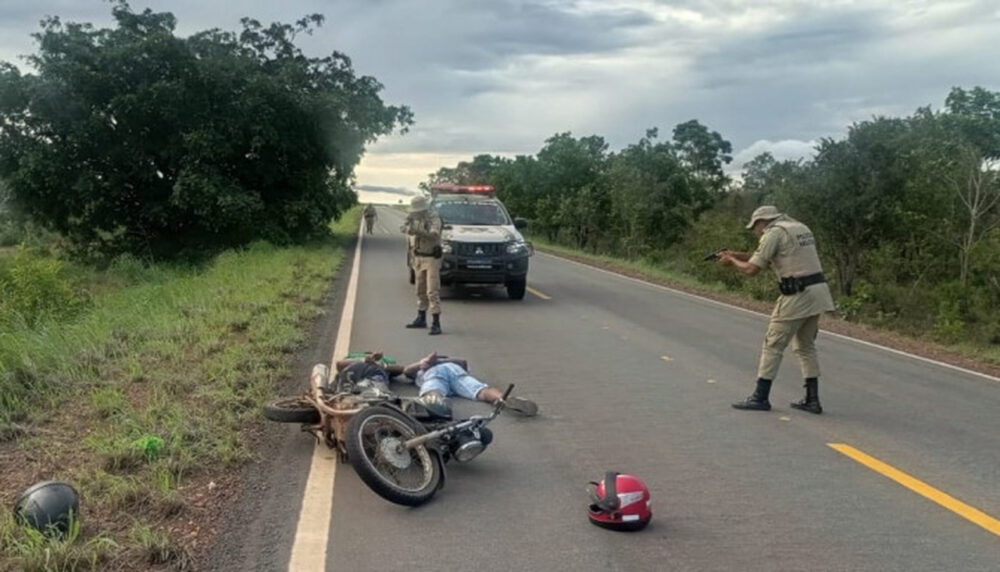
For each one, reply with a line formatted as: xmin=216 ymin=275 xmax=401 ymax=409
xmin=0 ymin=2 xmax=412 ymax=258
xmin=423 ymin=89 xmax=1000 ymax=346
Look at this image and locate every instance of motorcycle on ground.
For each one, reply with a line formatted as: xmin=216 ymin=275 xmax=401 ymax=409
xmin=263 ymin=355 xmax=514 ymax=506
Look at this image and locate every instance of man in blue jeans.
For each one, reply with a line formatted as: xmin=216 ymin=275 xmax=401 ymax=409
xmin=402 ymin=352 xmax=538 ymax=419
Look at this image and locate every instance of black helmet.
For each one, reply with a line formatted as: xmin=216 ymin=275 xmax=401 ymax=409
xmin=14 ymin=481 xmax=80 ymax=536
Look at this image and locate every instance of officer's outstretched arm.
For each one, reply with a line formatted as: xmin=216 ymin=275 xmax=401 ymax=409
xmin=733 ymin=259 xmax=762 ymax=276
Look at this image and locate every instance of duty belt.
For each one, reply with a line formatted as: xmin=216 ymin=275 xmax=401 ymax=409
xmin=778 ymin=272 xmax=825 ymax=295
xmin=414 ymin=251 xmax=437 ymax=257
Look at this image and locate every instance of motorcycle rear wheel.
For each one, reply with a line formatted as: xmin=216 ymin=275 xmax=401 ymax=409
xmin=345 ymin=405 xmax=441 ymax=506
xmin=263 ymin=397 xmax=320 ymax=424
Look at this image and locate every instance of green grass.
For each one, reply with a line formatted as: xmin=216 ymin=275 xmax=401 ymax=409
xmin=0 ymin=508 xmax=118 ymax=572
xmin=127 ymin=523 xmax=188 ymax=568
xmin=0 ymin=206 xmax=360 ymax=569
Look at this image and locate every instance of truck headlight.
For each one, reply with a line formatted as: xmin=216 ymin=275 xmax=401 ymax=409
xmin=441 ymin=241 xmax=453 ymax=254
xmin=506 ymin=241 xmax=528 ymax=255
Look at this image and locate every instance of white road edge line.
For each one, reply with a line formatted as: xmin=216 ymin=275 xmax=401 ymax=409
xmin=537 ymin=251 xmax=1000 ymax=384
xmin=288 ymin=219 xmax=364 ymax=571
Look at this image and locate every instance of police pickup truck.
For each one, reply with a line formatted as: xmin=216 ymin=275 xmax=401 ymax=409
xmin=408 ymin=184 xmax=532 ymax=299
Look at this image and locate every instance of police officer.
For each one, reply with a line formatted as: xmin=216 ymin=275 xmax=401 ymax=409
xmin=402 ymin=195 xmax=443 ymax=335
xmin=363 ymin=203 xmax=377 ymax=234
xmin=717 ymin=205 xmax=835 ymax=414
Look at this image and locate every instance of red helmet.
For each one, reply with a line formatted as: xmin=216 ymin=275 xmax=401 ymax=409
xmin=587 ymin=471 xmax=651 ymax=531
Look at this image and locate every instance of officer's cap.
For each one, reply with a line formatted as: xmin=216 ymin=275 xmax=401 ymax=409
xmin=410 ymin=195 xmax=429 ymax=212
xmin=746 ymin=205 xmax=782 ymax=229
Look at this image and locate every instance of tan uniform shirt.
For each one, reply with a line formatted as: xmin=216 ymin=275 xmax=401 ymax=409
xmin=749 ymin=216 xmax=836 ymax=321
xmin=405 ymin=211 xmax=442 ymax=255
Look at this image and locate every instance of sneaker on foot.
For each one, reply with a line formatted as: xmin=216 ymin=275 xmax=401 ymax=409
xmin=504 ymin=396 xmax=538 ymax=417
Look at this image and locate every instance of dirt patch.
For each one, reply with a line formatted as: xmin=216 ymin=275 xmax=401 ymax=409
xmin=540 ymin=247 xmax=1000 ymax=380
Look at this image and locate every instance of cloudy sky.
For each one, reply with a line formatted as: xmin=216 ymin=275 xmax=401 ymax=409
xmin=2 ymin=1 xmax=999 ymax=197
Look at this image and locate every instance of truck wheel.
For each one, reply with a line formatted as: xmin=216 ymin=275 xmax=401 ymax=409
xmin=506 ymin=278 xmax=526 ymax=300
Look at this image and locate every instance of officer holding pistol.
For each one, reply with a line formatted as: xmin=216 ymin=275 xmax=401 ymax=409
xmin=402 ymin=195 xmax=444 ymax=335
xmin=717 ymin=205 xmax=835 ymax=414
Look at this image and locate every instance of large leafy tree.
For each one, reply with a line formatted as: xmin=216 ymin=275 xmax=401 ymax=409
xmin=606 ymin=128 xmax=698 ymax=257
xmin=0 ymin=2 xmax=411 ymax=258
xmin=672 ymin=119 xmax=733 ymax=194
xmin=795 ymin=117 xmax=911 ymax=296
xmin=911 ymin=98 xmax=1000 ymax=288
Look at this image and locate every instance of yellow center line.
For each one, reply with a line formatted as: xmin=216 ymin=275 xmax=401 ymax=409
xmin=527 ymin=286 xmax=551 ymax=300
xmin=829 ymin=443 xmax=1000 ymax=537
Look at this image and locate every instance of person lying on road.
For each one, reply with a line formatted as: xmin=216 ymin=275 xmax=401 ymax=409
xmin=401 ymin=352 xmax=538 ymax=419
xmin=332 ymin=353 xmax=402 ymax=394
xmin=333 ymin=352 xmax=538 ymax=420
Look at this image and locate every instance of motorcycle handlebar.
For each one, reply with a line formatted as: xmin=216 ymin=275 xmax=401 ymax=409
xmin=501 ymin=384 xmax=515 ymax=401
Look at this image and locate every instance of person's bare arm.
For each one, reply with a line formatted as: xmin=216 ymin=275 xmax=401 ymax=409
xmin=403 ymin=352 xmax=438 ymax=379
xmin=718 ymin=252 xmax=762 ymax=276
xmin=722 ymin=250 xmax=752 ymax=262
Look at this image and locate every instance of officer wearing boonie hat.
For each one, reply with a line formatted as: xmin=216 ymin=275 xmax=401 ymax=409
xmin=716 ymin=205 xmax=835 ymax=414
xmin=401 ymin=194 xmax=444 ymax=335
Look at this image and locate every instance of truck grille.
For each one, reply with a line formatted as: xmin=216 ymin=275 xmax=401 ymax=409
xmin=454 ymin=242 xmax=505 ymax=257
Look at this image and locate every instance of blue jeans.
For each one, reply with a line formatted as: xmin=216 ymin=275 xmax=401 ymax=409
xmin=417 ymin=362 xmax=487 ymax=400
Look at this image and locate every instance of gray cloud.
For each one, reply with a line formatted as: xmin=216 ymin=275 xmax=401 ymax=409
xmin=1 ymin=0 xmax=998 ymax=189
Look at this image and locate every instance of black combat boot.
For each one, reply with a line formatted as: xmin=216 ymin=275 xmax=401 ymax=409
xmin=732 ymin=378 xmax=772 ymax=411
xmin=790 ymin=377 xmax=823 ymax=414
xmin=405 ymin=310 xmax=427 ymax=329
xmin=428 ymin=313 xmax=442 ymax=336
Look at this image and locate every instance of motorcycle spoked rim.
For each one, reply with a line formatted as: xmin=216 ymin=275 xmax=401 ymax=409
xmin=353 ymin=412 xmax=436 ymax=494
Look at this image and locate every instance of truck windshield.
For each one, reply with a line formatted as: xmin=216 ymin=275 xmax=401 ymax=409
xmin=434 ymin=201 xmax=510 ymax=225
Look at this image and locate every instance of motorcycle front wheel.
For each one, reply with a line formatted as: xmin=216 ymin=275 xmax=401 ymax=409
xmin=345 ymin=405 xmax=442 ymax=506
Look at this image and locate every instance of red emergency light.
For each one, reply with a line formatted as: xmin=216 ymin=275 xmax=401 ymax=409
xmin=430 ymin=183 xmax=495 ymax=195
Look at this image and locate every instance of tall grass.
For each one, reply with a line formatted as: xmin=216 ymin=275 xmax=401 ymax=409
xmin=0 ymin=207 xmax=360 ymax=568
xmin=0 ymin=508 xmax=118 ymax=572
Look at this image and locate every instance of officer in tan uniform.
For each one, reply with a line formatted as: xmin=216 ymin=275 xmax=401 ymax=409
xmin=402 ymin=195 xmax=443 ymax=335
xmin=717 ymin=205 xmax=835 ymax=414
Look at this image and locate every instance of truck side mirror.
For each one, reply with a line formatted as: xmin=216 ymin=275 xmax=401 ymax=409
xmin=514 ymin=217 xmax=528 ymax=230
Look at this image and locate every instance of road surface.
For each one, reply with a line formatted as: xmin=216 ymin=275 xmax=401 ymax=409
xmin=209 ymin=206 xmax=1000 ymax=572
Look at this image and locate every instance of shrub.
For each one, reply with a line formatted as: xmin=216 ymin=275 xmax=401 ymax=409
xmin=0 ymin=248 xmax=82 ymax=327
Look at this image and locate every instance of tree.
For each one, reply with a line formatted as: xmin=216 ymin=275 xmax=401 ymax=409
xmin=528 ymin=132 xmax=608 ymax=241
xmin=606 ymin=129 xmax=697 ymax=257
xmin=944 ymin=86 xmax=1000 ymax=158
xmin=672 ymin=119 xmax=733 ymax=194
xmin=421 ymin=154 xmax=505 ymax=189
xmin=0 ymin=2 xmax=412 ymax=258
xmin=739 ymin=152 xmax=809 ymax=211
xmin=941 ymin=146 xmax=1000 ymax=286
xmin=797 ymin=117 xmax=910 ymax=296
xmin=911 ymin=91 xmax=1000 ymax=288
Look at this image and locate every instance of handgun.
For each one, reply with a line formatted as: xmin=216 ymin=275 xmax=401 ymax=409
xmin=703 ymin=248 xmax=727 ymax=262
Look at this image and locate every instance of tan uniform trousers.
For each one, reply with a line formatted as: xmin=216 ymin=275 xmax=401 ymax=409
xmin=413 ymin=255 xmax=442 ymax=315
xmin=757 ymin=313 xmax=821 ymax=380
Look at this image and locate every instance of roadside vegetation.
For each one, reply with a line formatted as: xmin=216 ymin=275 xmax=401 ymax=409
xmin=0 ymin=209 xmax=358 ymax=570
xmin=0 ymin=1 xmax=400 ymax=569
xmin=425 ymin=89 xmax=1000 ymax=366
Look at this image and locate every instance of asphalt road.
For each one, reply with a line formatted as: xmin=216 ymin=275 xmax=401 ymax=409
xmin=212 ymin=206 xmax=1000 ymax=571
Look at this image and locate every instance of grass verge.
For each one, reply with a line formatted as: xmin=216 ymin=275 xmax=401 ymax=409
xmin=0 ymin=207 xmax=360 ymax=570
